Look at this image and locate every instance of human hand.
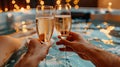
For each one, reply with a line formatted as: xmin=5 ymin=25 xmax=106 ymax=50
xmin=26 ymin=34 xmax=52 ymax=61
xmin=15 ymin=34 xmax=52 ymax=67
xmin=56 ymin=32 xmax=94 ymax=60
xmin=57 ymin=32 xmax=120 ymax=67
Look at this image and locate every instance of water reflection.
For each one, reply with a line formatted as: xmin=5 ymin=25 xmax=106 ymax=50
xmin=100 ymin=26 xmax=115 ymax=39
xmin=101 ymin=39 xmax=114 ymax=45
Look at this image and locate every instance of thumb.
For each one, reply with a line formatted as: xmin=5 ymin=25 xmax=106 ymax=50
xmin=57 ymin=36 xmax=72 ymax=47
xmin=59 ymin=38 xmax=71 ymax=47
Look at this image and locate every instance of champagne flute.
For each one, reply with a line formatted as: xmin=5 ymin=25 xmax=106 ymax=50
xmin=36 ymin=5 xmax=54 ymax=66
xmin=55 ymin=4 xmax=72 ymax=66
xmin=55 ymin=4 xmax=72 ymax=39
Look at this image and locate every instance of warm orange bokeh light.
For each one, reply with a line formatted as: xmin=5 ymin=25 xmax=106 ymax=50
xmin=108 ymin=2 xmax=112 ymax=6
xmin=40 ymin=0 xmax=44 ymax=5
xmin=66 ymin=0 xmax=71 ymax=3
xmin=12 ymin=0 xmax=16 ymax=4
xmin=22 ymin=21 xmax=28 ymax=33
xmin=56 ymin=0 xmax=61 ymax=5
xmin=74 ymin=0 xmax=80 ymax=5
xmin=20 ymin=7 xmax=25 ymax=12
xmin=5 ymin=8 xmax=8 ymax=12
xmin=26 ymin=0 xmax=30 ymax=3
xmin=0 ymin=9 xmax=3 ymax=13
xmin=14 ymin=4 xmax=20 ymax=10
xmin=74 ymin=5 xmax=79 ymax=9
xmin=26 ymin=5 xmax=31 ymax=9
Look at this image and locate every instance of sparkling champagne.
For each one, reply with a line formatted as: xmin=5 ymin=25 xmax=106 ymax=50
xmin=36 ymin=16 xmax=54 ymax=42
xmin=55 ymin=15 xmax=72 ymax=37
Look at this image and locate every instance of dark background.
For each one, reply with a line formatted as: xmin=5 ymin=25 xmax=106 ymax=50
xmin=0 ymin=0 xmax=98 ymax=11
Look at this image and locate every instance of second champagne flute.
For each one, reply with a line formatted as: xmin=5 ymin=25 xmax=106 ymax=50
xmin=55 ymin=4 xmax=72 ymax=38
xmin=55 ymin=4 xmax=72 ymax=66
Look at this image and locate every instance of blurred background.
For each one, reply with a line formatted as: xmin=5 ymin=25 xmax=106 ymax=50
xmin=0 ymin=0 xmax=120 ymax=67
xmin=0 ymin=0 xmax=97 ymax=11
xmin=1 ymin=0 xmax=120 ymax=12
xmin=0 ymin=0 xmax=120 ymax=37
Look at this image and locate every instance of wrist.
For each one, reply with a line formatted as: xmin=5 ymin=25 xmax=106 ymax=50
xmin=76 ymin=43 xmax=99 ymax=63
xmin=78 ymin=43 xmax=106 ymax=67
xmin=25 ymin=52 xmax=43 ymax=63
xmin=76 ymin=42 xmax=95 ymax=55
xmin=16 ymin=52 xmax=41 ymax=67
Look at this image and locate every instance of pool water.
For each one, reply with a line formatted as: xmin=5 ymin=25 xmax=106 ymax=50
xmin=72 ymin=20 xmax=120 ymax=55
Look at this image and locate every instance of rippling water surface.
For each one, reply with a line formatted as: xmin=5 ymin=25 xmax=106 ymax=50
xmin=72 ymin=20 xmax=120 ymax=55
